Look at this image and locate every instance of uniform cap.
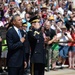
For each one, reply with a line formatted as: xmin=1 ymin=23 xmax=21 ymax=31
xmin=41 ymin=4 xmax=47 ymax=9
xmin=48 ymin=15 xmax=54 ymax=20
xmin=29 ymin=16 xmax=40 ymax=23
xmin=22 ymin=22 xmax=27 ymax=27
xmin=61 ymin=25 xmax=66 ymax=29
xmin=27 ymin=4 xmax=31 ymax=7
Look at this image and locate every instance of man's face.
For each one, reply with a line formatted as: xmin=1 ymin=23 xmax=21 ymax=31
xmin=51 ymin=20 xmax=55 ymax=25
xmin=26 ymin=14 xmax=30 ymax=21
xmin=61 ymin=28 xmax=67 ymax=33
xmin=45 ymin=21 xmax=50 ymax=30
xmin=22 ymin=26 xmax=27 ymax=30
xmin=32 ymin=21 xmax=40 ymax=29
xmin=13 ymin=16 xmax=22 ymax=28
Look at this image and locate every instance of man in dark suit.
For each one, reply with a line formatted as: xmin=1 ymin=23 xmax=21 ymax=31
xmin=28 ymin=16 xmax=46 ymax=75
xmin=6 ymin=14 xmax=27 ymax=75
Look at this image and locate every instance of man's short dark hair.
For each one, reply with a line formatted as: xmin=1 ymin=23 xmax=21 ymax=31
xmin=11 ymin=14 xmax=20 ymax=22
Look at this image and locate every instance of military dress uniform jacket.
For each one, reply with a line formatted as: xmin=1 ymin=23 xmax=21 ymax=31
xmin=28 ymin=28 xmax=46 ymax=64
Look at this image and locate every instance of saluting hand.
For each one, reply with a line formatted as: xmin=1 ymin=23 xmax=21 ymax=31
xmin=20 ymin=37 xmax=25 ymax=43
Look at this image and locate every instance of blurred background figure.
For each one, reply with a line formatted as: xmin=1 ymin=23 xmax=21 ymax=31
xmin=22 ymin=22 xmax=30 ymax=75
xmin=0 ymin=32 xmax=2 ymax=73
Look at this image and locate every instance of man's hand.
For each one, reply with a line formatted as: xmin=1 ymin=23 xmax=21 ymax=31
xmin=44 ymin=37 xmax=50 ymax=43
xmin=48 ymin=40 xmax=52 ymax=45
xmin=20 ymin=37 xmax=25 ymax=43
xmin=24 ymin=61 xmax=27 ymax=69
xmin=47 ymin=36 xmax=57 ymax=44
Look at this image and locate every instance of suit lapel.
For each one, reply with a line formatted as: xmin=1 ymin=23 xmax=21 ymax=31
xmin=12 ymin=26 xmax=24 ymax=38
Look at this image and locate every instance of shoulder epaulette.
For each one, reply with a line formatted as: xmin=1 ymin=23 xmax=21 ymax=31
xmin=34 ymin=31 xmax=40 ymax=34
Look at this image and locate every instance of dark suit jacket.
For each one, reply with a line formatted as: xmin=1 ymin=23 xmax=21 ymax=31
xmin=6 ymin=26 xmax=26 ymax=67
xmin=28 ymin=29 xmax=46 ymax=64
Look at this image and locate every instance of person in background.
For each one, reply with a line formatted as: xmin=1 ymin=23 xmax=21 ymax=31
xmin=22 ymin=12 xmax=31 ymax=32
xmin=0 ymin=32 xmax=3 ymax=73
xmin=68 ymin=15 xmax=75 ymax=69
xmin=57 ymin=25 xmax=72 ymax=67
xmin=0 ymin=3 xmax=4 ymax=21
xmin=44 ymin=20 xmax=57 ymax=70
xmin=22 ymin=22 xmax=30 ymax=74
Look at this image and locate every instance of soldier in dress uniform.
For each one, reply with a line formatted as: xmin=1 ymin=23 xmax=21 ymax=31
xmin=28 ymin=16 xmax=46 ymax=75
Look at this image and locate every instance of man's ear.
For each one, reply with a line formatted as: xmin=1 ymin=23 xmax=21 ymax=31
xmin=12 ymin=21 xmax=15 ymax=25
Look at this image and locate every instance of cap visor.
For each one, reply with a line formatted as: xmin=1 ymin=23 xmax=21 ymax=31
xmin=32 ymin=19 xmax=40 ymax=23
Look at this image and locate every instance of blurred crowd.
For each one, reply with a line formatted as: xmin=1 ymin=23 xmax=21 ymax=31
xmin=0 ymin=0 xmax=75 ymax=73
xmin=0 ymin=0 xmax=74 ymax=29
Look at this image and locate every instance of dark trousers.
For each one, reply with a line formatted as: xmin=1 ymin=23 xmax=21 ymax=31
xmin=24 ymin=53 xmax=30 ymax=74
xmin=0 ymin=42 xmax=2 ymax=58
xmin=8 ymin=67 xmax=24 ymax=75
xmin=26 ymin=53 xmax=30 ymax=67
xmin=31 ymin=63 xmax=45 ymax=75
